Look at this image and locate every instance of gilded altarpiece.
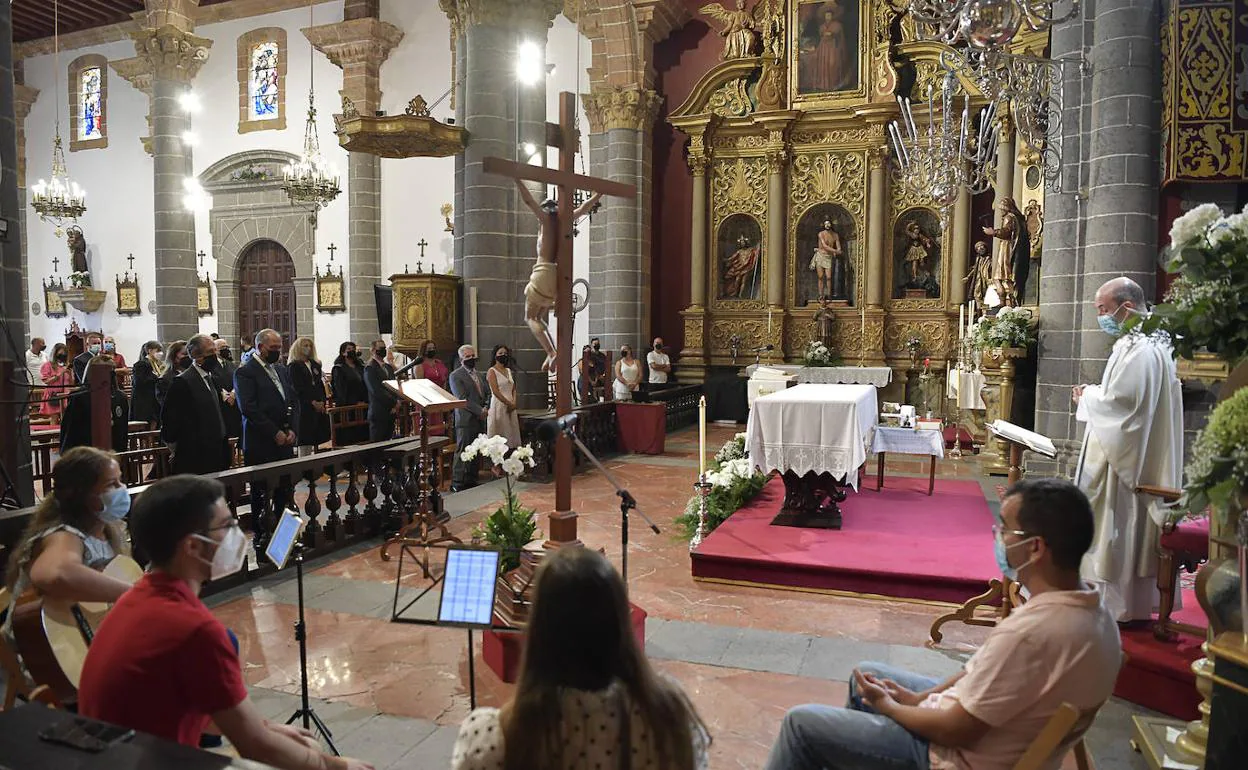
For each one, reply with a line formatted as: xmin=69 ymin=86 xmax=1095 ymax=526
xmin=672 ymin=0 xmax=970 ymax=377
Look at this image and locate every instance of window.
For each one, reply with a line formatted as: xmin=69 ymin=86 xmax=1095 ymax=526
xmin=69 ymin=54 xmax=108 ymax=151
xmin=238 ymin=28 xmax=287 ymax=133
xmin=249 ymin=42 xmax=279 ymax=120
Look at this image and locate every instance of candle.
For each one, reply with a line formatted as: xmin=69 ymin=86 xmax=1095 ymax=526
xmin=959 ymin=304 xmax=965 ymax=339
xmin=860 ymin=305 xmax=866 ymax=355
xmin=768 ymin=308 xmax=773 ymax=335
xmin=698 ymin=395 xmax=707 ymax=479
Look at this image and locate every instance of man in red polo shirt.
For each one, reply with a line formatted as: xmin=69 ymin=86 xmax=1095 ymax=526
xmin=79 ymin=475 xmax=372 ymax=770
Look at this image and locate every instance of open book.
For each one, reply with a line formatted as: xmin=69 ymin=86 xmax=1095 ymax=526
xmin=987 ymin=420 xmax=1057 ymax=458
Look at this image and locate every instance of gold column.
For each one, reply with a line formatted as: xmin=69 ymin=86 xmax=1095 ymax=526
xmin=765 ymin=149 xmax=786 ymax=325
xmin=689 ymin=154 xmax=709 ymax=308
xmin=949 ymin=183 xmax=970 ymax=305
xmin=866 ymin=148 xmax=887 ymax=308
xmin=994 ymin=112 xmax=1016 ymax=228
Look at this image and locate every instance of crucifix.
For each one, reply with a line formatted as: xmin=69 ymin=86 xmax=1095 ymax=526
xmin=483 ymin=91 xmax=636 ymax=547
xmin=327 ymin=243 xmax=337 ymax=262
xmin=127 ymin=254 xmax=135 ymax=272
xmin=197 ymin=249 xmax=206 ymax=267
xmin=52 ymin=256 xmax=60 ymax=273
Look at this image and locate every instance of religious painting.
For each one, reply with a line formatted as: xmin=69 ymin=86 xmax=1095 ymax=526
xmin=892 ymin=209 xmax=942 ymax=299
xmin=80 ymin=66 xmax=103 ymax=141
xmin=115 ymin=273 xmax=141 ymax=316
xmin=795 ymin=0 xmax=859 ymax=96
xmin=249 ymin=41 xmax=280 ymax=120
xmin=197 ymin=274 xmax=214 ymax=317
xmin=795 ymin=203 xmax=855 ymax=307
xmin=316 ymin=265 xmax=346 ymax=313
xmin=43 ymin=278 xmax=66 ymax=319
xmin=716 ymin=214 xmax=763 ymax=301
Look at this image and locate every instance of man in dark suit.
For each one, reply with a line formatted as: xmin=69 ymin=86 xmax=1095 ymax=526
xmin=448 ymin=344 xmax=488 ymax=491
xmin=234 ymin=328 xmax=298 ymax=466
xmin=160 ymin=334 xmax=231 ymax=474
xmin=73 ymin=332 xmax=103 ymax=383
xmin=211 ymin=338 xmax=242 ymax=439
xmin=363 ymin=339 xmax=398 ymax=442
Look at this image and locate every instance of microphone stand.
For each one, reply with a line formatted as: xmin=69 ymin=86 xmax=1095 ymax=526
xmin=557 ymin=425 xmax=660 ymax=587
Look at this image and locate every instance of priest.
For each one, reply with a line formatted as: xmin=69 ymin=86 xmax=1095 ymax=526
xmin=1073 ymin=277 xmax=1183 ymax=622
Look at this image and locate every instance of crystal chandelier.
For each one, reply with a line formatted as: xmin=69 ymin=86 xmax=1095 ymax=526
xmin=908 ymin=0 xmax=1080 ymax=49
xmin=888 ymin=71 xmax=997 ymax=213
xmin=282 ymin=0 xmax=340 ymax=211
xmin=31 ymin=0 xmax=87 ymax=231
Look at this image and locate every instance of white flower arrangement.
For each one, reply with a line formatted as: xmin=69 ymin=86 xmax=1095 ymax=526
xmin=1168 ymin=202 xmax=1226 ymax=248
xmin=803 ymin=340 xmax=837 ymax=367
xmin=714 ymin=432 xmax=748 ymax=465
xmin=970 ymin=307 xmax=1033 ymax=351
xmin=705 ymin=457 xmax=755 ymax=489
xmin=459 ymin=435 xmax=536 ymax=478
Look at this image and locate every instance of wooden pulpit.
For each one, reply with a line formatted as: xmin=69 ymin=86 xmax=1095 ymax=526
xmin=389 ymin=272 xmax=460 ymax=359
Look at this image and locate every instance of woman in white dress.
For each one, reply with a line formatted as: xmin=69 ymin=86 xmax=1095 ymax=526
xmin=451 ymin=547 xmax=710 ymax=770
xmin=486 ymin=344 xmax=521 ymax=450
xmin=613 ymin=345 xmax=642 ymax=402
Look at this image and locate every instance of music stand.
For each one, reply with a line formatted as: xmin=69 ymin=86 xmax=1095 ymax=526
xmin=266 ymin=511 xmax=338 ymax=755
xmin=379 ymin=378 xmax=466 ymax=568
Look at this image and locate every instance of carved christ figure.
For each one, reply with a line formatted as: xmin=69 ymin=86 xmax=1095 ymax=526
xmin=516 ymin=179 xmax=603 ymax=373
xmin=809 ymin=219 xmax=843 ymax=300
xmin=700 ymin=0 xmax=759 ymax=60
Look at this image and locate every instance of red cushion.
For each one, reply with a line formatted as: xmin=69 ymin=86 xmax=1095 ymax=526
xmin=1159 ymin=517 xmax=1209 ymax=556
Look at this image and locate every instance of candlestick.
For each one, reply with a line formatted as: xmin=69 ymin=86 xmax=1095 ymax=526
xmin=698 ymin=395 xmax=707 ymax=478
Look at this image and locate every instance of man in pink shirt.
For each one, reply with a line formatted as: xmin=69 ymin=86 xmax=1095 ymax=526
xmin=764 ymin=478 xmax=1122 ymax=770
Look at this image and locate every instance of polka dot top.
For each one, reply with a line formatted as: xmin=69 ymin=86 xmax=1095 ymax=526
xmin=450 ymin=684 xmax=709 ymax=770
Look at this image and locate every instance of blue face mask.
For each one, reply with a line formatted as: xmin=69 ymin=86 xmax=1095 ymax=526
xmin=97 ymin=485 xmax=131 ymax=523
xmin=994 ymin=533 xmax=1036 ymax=581
xmin=1097 ymin=304 xmax=1133 ymax=337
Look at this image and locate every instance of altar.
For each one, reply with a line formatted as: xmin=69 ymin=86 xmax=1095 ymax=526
xmin=745 ymin=383 xmax=878 ymax=529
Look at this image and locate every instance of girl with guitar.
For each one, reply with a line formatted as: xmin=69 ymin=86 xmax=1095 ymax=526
xmin=2 ymin=447 xmax=138 ymax=698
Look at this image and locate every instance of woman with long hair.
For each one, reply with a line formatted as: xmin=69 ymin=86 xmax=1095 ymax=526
xmin=288 ymin=336 xmax=330 ymax=456
xmin=130 ymin=340 xmax=165 ymax=428
xmin=155 ymin=339 xmax=188 ymax=419
xmin=452 ymin=547 xmax=709 ymax=769
xmin=331 ymin=341 xmax=368 ymax=446
xmin=39 ymin=343 xmax=74 ymax=424
xmin=3 ymin=447 xmax=133 ymax=637
xmin=485 ymin=344 xmax=521 ymax=451
xmin=414 ymin=338 xmax=450 ymax=436
xmin=613 ymin=344 xmax=642 ymax=402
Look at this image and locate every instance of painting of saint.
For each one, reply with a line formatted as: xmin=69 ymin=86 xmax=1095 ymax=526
xmin=796 ymin=203 xmax=855 ymax=306
xmin=717 ymin=214 xmax=763 ymax=301
xmin=797 ymin=0 xmax=858 ymax=95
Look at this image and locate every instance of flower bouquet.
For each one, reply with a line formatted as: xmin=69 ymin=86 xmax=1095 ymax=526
xmin=461 ymin=435 xmax=541 ymax=572
xmin=68 ymin=271 xmax=92 ymax=289
xmin=969 ymin=306 xmax=1034 ymax=352
xmin=677 ymin=434 xmax=767 ymax=539
xmin=803 ymin=340 xmax=840 ymax=367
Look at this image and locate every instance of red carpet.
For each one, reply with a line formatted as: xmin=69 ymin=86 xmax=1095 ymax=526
xmin=690 ymin=476 xmax=999 ymax=603
xmin=1113 ymin=585 xmax=1206 ymax=720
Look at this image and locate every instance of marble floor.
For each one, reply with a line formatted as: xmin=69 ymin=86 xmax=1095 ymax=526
xmin=205 ymin=425 xmax=1156 ymax=770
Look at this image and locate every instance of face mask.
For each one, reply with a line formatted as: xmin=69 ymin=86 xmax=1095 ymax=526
xmin=463 ymin=357 xmax=477 ymax=370
xmin=496 ymin=354 xmax=509 ymax=366
xmin=346 ymin=350 xmax=358 ymax=360
xmin=592 ymin=344 xmax=601 ymax=351
xmin=425 ymin=348 xmax=437 ymax=358
xmin=263 ymin=349 xmax=281 ymax=365
xmin=994 ymin=533 xmax=1037 ymax=581
xmin=654 ymin=344 xmax=663 ymax=352
xmin=219 ymin=349 xmax=233 ymax=361
xmin=97 ymin=485 xmax=131 ymax=523
xmin=152 ymin=350 xmax=164 ymax=361
xmin=194 ymin=525 xmax=247 ymax=581
xmin=56 ymin=353 xmax=67 ymax=363
xmin=375 ymin=347 xmax=387 ymax=359
xmin=104 ymin=342 xmax=115 ymax=352
xmin=621 ymin=350 xmax=630 ymax=358
xmin=202 ymin=355 xmax=220 ymax=371
xmin=177 ymin=357 xmax=193 ymax=370
xmin=1097 ymin=308 xmax=1124 ymax=337
xmin=88 ymin=344 xmax=101 ymax=354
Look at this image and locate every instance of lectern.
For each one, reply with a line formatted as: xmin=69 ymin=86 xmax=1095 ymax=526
xmin=378 ymin=378 xmax=465 ymax=572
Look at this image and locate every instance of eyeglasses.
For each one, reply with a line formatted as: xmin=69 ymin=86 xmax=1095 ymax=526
xmin=202 ymin=519 xmax=241 ymax=535
xmin=991 ymin=523 xmax=1029 ymax=539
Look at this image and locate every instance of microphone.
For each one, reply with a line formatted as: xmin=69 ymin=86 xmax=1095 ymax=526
xmin=536 ymin=413 xmax=578 ymax=442
xmin=393 ymin=357 xmax=420 ymax=379
xmin=750 ymin=344 xmax=775 ymax=353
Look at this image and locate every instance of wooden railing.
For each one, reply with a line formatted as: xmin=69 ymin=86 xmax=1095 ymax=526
xmin=649 ymin=384 xmax=702 ymax=433
xmin=518 ymin=402 xmax=619 ymax=483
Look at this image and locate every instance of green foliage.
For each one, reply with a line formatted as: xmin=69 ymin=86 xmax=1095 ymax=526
xmin=803 ymin=340 xmax=842 ymax=367
xmin=969 ymin=307 xmax=1034 ymax=351
xmin=471 ymin=492 xmax=539 ymax=573
xmin=1182 ymin=387 xmax=1248 ymax=530
xmin=676 ymin=436 xmax=769 ymax=540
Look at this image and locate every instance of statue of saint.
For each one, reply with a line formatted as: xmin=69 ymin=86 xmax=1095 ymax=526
xmin=982 ymin=197 xmax=1029 ymax=307
xmin=902 ymin=219 xmax=933 ymax=283
xmin=965 ymin=240 xmax=992 ymax=306
xmin=813 ymin=298 xmax=836 ymax=349
xmin=67 ymin=226 xmax=90 ymax=282
xmin=809 ymin=219 xmax=844 ymax=300
xmin=722 ymin=233 xmax=762 ymax=299
xmin=516 ymin=180 xmax=603 ymax=373
xmin=700 ymin=0 xmax=759 ymax=60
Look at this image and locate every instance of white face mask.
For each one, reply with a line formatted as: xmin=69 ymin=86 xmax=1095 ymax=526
xmin=194 ymin=525 xmax=247 ymax=580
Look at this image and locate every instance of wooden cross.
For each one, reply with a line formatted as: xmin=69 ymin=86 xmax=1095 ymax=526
xmin=197 ymin=249 xmax=206 ymax=267
xmin=483 ymin=91 xmax=636 ymax=546
xmin=127 ymin=254 xmax=135 ymax=272
xmin=327 ymin=243 xmax=337 ymax=262
xmin=417 ymin=238 xmax=428 ymax=258
xmin=52 ymin=256 xmax=59 ymax=273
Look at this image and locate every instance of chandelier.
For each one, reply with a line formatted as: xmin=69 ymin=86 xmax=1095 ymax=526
xmin=908 ymin=0 xmax=1080 ymax=49
xmin=31 ymin=0 xmax=87 ymax=231
xmin=283 ymin=0 xmax=340 ymax=211
xmin=888 ymin=71 xmax=997 ymax=213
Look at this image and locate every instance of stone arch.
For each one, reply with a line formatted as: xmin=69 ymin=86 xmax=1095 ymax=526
xmin=199 ymin=149 xmax=315 ymax=348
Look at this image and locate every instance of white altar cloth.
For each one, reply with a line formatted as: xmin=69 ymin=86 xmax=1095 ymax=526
xmin=946 ymin=368 xmax=987 ymax=410
xmin=872 ymin=425 xmax=945 ymax=458
xmin=746 ymin=383 xmax=878 ymax=490
xmin=798 ymin=366 xmax=893 ymax=388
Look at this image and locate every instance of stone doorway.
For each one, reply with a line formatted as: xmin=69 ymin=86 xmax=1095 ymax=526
xmin=238 ymin=239 xmax=297 ymax=348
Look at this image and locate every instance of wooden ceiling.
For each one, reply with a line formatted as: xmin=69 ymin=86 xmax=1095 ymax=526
xmin=11 ymin=0 xmax=232 ymax=44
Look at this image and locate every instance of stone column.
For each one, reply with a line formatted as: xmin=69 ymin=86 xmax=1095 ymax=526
xmin=133 ymin=22 xmax=211 ymax=343
xmin=1034 ymin=0 xmax=1161 ymax=474
xmin=948 ymin=183 xmax=970 ymax=305
xmin=765 ymin=152 xmax=785 ymax=305
xmin=585 ymin=85 xmax=661 ymax=352
xmin=866 ymin=148 xmax=887 ymax=307
xmin=446 ymin=0 xmax=560 ymax=407
xmin=0 ymin=2 xmax=33 ymax=502
xmin=305 ymin=17 xmax=404 ymax=343
xmin=13 ymin=65 xmax=37 ymax=318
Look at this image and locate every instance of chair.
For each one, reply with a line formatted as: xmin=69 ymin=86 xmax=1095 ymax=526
xmin=1136 ymin=484 xmax=1208 ymax=640
xmin=1012 ymin=702 xmax=1095 ymax=770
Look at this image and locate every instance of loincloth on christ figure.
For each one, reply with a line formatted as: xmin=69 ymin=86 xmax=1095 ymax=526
xmin=525 ymin=261 xmax=557 ymax=321
xmin=809 ymin=249 xmax=834 ymax=271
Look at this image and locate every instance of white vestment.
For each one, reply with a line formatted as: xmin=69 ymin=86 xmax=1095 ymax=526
xmin=1075 ymin=333 xmax=1183 ymax=622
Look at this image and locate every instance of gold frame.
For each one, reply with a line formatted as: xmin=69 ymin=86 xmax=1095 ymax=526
xmin=115 ymin=272 xmax=141 ymax=316
xmin=316 ymin=265 xmax=346 ymax=313
xmin=789 ymin=0 xmax=872 ymax=109
xmin=197 ymin=272 xmax=214 ymax=317
xmin=43 ymin=277 xmax=66 ymax=319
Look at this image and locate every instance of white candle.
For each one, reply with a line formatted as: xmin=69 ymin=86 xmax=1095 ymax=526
xmin=699 ymin=395 xmax=707 ymax=479
xmin=959 ymin=305 xmax=965 ymax=339
xmin=860 ymin=306 xmax=866 ymax=347
xmin=768 ymin=308 xmax=773 ymax=335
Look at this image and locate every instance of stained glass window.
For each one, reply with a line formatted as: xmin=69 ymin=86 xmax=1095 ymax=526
xmin=249 ymin=42 xmax=279 ymax=120
xmin=80 ymin=66 xmax=103 ymax=140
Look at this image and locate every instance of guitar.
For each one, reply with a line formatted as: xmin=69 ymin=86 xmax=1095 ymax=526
xmin=11 ymin=555 xmax=144 ymax=703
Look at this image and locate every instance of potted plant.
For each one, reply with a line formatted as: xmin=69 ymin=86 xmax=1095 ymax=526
xmin=802 ymin=340 xmax=841 ymax=367
xmin=969 ymin=306 xmax=1034 ymax=357
xmin=68 ymin=270 xmax=92 ymax=289
xmin=677 ymin=433 xmax=768 ymax=540
xmin=461 ymin=435 xmax=541 ymax=573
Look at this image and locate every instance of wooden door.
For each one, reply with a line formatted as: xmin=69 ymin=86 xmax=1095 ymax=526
xmin=238 ymin=240 xmax=297 ymax=349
